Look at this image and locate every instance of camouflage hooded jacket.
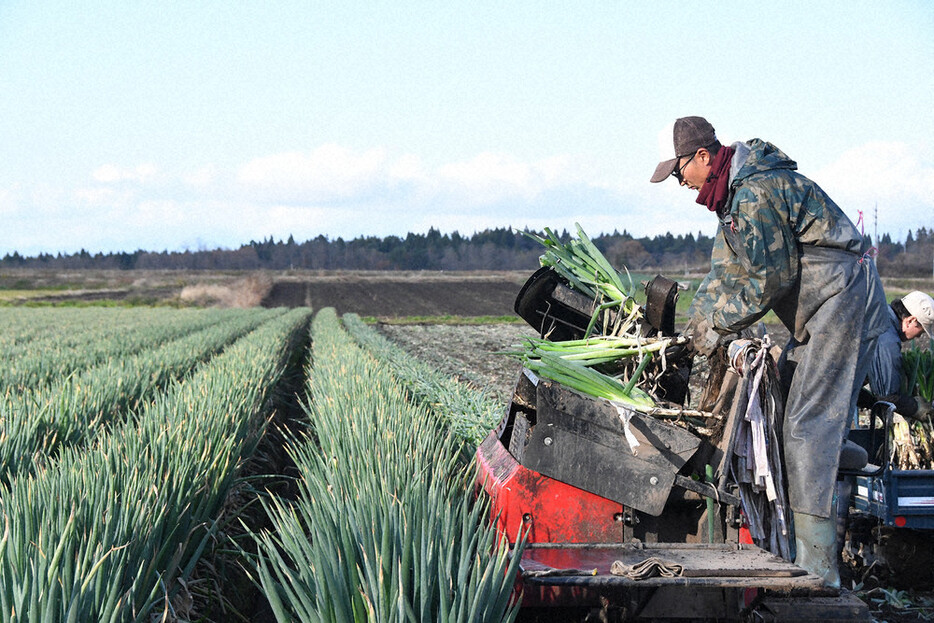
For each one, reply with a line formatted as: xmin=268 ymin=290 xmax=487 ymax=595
xmin=689 ymin=138 xmax=870 ymax=337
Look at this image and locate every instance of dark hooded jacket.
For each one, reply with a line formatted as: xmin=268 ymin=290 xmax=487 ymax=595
xmin=866 ymin=305 xmax=919 ymax=416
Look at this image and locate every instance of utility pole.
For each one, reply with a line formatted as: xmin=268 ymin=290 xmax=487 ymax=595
xmin=873 ymin=203 xmax=878 ymax=248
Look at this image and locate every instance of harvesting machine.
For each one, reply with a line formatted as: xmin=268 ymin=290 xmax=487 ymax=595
xmin=476 ymin=267 xmax=876 ymax=622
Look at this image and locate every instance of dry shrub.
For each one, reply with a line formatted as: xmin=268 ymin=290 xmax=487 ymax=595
xmin=180 ymin=275 xmax=272 ymax=308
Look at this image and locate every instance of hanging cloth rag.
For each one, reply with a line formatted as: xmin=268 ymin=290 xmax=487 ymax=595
xmin=728 ymin=337 xmax=792 ymax=560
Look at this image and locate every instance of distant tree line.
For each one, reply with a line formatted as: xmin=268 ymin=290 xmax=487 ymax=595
xmin=873 ymin=228 xmax=934 ymax=278
xmin=1 ymin=226 xmax=931 ymax=277
xmin=0 ymin=228 xmax=714 ymax=272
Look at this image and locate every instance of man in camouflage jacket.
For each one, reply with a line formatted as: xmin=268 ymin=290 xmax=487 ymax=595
xmin=651 ymin=116 xmax=888 ymax=587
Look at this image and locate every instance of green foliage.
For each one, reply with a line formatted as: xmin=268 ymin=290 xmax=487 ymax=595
xmin=506 ymin=335 xmax=693 ymax=409
xmin=856 ymin=585 xmax=934 ymax=619
xmin=902 ymin=341 xmax=934 ymax=402
xmin=525 ymin=223 xmax=640 ymax=337
xmin=0 ymin=308 xmax=284 ymax=484
xmin=0 ymin=227 xmax=717 ymax=272
xmin=0 ymin=308 xmax=312 ymax=622
xmin=0 ymin=308 xmax=234 ymax=392
xmin=248 ymin=308 xmax=522 ymax=623
xmin=342 ymin=313 xmax=502 ymax=446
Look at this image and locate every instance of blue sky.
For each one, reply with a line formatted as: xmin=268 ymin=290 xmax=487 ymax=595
xmin=1 ymin=1 xmax=932 ymax=256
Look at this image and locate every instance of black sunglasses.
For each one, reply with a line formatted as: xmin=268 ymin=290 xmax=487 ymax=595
xmin=671 ymin=152 xmax=696 ymax=184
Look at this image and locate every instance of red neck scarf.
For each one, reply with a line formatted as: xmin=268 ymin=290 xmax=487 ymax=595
xmin=695 ymin=145 xmax=735 ymax=214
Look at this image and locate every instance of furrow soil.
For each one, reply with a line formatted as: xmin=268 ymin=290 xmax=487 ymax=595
xmin=376 ymin=322 xmax=539 ymax=405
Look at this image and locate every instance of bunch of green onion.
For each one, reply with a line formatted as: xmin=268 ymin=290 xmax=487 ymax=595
xmin=524 ymin=223 xmax=640 ymax=337
xmin=904 ymin=343 xmax=934 ymax=402
xmin=508 ymin=335 xmax=686 ymax=411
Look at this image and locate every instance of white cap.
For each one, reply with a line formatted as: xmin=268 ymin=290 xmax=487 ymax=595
xmin=901 ymin=291 xmax=934 ymax=339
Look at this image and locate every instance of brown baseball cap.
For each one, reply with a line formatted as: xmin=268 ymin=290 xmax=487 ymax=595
xmin=650 ymin=116 xmax=718 ymax=183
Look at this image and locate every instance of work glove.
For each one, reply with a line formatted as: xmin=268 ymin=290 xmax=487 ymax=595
xmin=663 ymin=342 xmax=693 ymax=362
xmin=912 ymin=396 xmax=934 ymax=420
xmin=684 ymin=315 xmax=722 ymax=358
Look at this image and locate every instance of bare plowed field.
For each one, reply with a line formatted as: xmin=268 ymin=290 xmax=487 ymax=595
xmin=261 ymin=271 xmax=530 ymax=316
xmin=2 ymin=269 xmax=534 ymax=314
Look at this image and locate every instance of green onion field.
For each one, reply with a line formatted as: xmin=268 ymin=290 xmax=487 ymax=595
xmin=0 ymin=306 xmax=521 ymax=622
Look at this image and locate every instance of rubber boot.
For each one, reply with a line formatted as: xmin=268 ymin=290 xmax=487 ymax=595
xmin=793 ymin=504 xmax=841 ymax=588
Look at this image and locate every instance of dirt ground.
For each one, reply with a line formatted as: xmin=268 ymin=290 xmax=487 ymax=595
xmin=377 ymin=322 xmax=539 ymax=404
xmin=1 ymin=268 xmax=534 ymax=315
xmin=260 ymin=271 xmax=529 ymax=316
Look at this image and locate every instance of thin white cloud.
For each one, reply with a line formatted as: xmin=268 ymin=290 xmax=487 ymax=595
xmin=233 ymin=146 xmax=603 ymax=208
xmin=0 ymin=185 xmax=19 ymax=217
xmin=91 ymin=163 xmax=158 ymax=184
xmin=182 ymin=165 xmax=218 ymax=189
xmin=134 ymin=199 xmax=191 ymax=227
xmin=236 ymin=144 xmax=388 ymax=201
xmin=816 ymin=141 xmax=934 ymax=204
xmin=655 ymin=121 xmax=676 ymax=161
xmin=22 ymin=185 xmax=74 ymax=218
xmin=434 ymin=152 xmax=599 ymax=205
xmin=815 ymin=141 xmax=934 ymax=237
xmin=387 ymin=153 xmax=427 ymax=184
xmin=74 ymin=186 xmax=131 ymax=206
xmin=437 ymin=152 xmax=536 ymax=201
